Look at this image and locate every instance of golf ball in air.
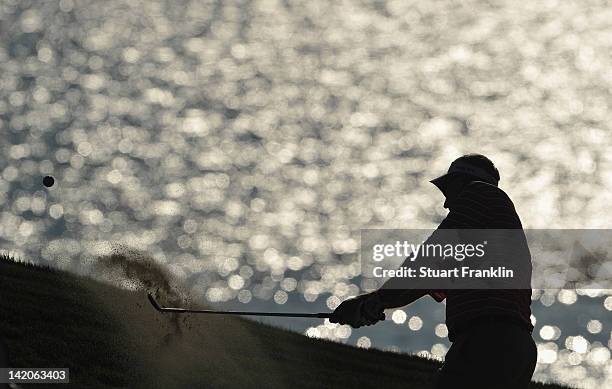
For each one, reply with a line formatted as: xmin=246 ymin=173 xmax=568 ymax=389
xmin=43 ymin=175 xmax=55 ymax=187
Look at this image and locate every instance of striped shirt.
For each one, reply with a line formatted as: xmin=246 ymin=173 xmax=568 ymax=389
xmin=377 ymin=180 xmax=533 ymax=341
xmin=433 ymin=181 xmax=533 ymax=341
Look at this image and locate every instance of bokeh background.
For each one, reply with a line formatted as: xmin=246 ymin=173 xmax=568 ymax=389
xmin=0 ymin=0 xmax=611 ymax=387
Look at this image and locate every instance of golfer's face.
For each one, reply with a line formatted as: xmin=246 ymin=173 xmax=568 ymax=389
xmin=442 ymin=175 xmax=465 ymax=208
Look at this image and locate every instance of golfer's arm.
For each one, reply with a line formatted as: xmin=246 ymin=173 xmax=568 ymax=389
xmin=373 ymin=221 xmax=458 ymax=308
xmin=373 ymin=245 xmax=435 ymax=309
xmin=374 ymin=288 xmax=428 ymax=309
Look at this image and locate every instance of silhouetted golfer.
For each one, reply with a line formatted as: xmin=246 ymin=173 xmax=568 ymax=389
xmin=331 ymin=154 xmax=537 ymax=389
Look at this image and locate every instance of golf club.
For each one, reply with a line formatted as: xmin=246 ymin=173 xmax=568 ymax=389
xmin=147 ymin=293 xmax=332 ymax=318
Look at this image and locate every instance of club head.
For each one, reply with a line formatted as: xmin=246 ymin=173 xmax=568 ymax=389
xmin=147 ymin=293 xmax=162 ymax=311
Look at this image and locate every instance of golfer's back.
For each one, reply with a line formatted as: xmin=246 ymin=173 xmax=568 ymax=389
xmin=438 ymin=181 xmax=533 ymax=341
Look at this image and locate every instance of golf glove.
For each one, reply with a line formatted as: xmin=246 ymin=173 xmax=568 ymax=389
xmin=330 ymin=292 xmax=385 ymax=328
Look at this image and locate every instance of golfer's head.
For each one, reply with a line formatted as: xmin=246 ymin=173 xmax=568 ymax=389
xmin=430 ymin=154 xmax=500 ymax=207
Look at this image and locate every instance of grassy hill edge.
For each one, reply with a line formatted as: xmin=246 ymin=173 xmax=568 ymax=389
xmin=0 ymin=253 xmax=569 ymax=389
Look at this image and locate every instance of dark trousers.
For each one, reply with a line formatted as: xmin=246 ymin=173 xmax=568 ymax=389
xmin=435 ymin=320 xmax=537 ymax=389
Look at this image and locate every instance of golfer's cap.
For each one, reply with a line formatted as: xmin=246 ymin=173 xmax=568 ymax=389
xmin=430 ymin=156 xmax=499 ymax=191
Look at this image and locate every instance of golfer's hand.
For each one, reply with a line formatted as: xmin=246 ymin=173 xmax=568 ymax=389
xmin=330 ymin=293 xmax=385 ymax=328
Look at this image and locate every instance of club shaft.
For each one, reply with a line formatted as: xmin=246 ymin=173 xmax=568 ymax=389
xmin=158 ymin=307 xmax=329 ymax=318
xmin=148 ymin=294 xmax=330 ymax=318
